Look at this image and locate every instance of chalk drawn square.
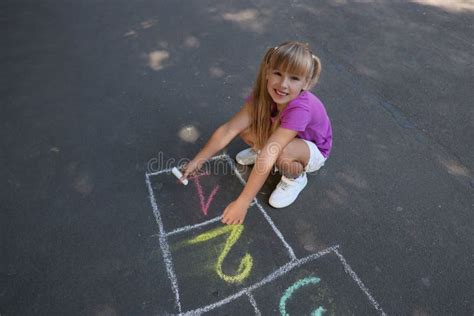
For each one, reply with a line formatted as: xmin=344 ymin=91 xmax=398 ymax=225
xmin=148 ymin=159 xmax=244 ymax=233
xmin=251 ymin=251 xmax=380 ymax=315
xmin=165 ymin=205 xmax=293 ymax=312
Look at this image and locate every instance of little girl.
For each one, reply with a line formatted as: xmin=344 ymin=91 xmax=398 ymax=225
xmin=181 ymin=41 xmax=332 ymax=225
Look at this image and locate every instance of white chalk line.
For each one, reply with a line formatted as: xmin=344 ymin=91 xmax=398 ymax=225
xmin=222 ymin=154 xmax=297 ymax=260
xmin=149 ymin=205 xmax=257 ymax=240
xmin=147 ymin=167 xmax=172 ymax=176
xmin=163 ymin=202 xmax=255 ymax=238
xmin=155 ymin=205 xmax=255 ymax=239
xmin=252 ymin=199 xmax=297 ymax=260
xmin=145 ymin=174 xmax=182 ymax=313
xmin=146 ymin=154 xmax=229 ymax=177
xmin=180 ymin=245 xmax=339 ymax=315
xmin=333 ymin=248 xmax=386 ymax=316
xmin=246 ymin=291 xmax=262 ymax=316
xmin=165 ymin=216 xmax=222 ymax=237
xmin=222 ymin=154 xmax=247 ymax=186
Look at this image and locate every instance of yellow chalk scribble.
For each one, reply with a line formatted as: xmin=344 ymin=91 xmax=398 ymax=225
xmin=188 ymin=225 xmax=253 ymax=283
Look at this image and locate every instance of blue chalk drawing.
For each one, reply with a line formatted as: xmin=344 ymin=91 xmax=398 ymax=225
xmin=311 ymin=306 xmax=327 ymax=316
xmin=279 ymin=276 xmax=326 ymax=316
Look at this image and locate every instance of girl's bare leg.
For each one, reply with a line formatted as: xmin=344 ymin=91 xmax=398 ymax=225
xmin=239 ymin=128 xmax=255 ymax=148
xmin=275 ymin=138 xmax=310 ymax=178
xmin=240 ymin=131 xmax=310 ymax=178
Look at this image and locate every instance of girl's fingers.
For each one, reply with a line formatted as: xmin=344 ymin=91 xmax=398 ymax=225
xmin=221 ymin=212 xmax=228 ymax=223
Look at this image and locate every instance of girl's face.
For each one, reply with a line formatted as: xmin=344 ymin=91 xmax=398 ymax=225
xmin=266 ymin=67 xmax=309 ymax=106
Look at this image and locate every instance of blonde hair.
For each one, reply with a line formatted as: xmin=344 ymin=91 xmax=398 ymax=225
xmin=249 ymin=41 xmax=321 ymax=149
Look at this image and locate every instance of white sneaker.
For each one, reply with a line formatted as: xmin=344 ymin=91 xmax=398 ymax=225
xmin=236 ymin=148 xmax=259 ymax=165
xmin=269 ymin=173 xmax=308 ymax=208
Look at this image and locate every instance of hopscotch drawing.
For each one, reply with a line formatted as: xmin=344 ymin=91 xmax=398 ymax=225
xmin=145 ymin=154 xmax=386 ymax=315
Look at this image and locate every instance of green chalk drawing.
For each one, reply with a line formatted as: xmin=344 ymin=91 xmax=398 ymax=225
xmin=279 ymin=276 xmax=326 ymax=316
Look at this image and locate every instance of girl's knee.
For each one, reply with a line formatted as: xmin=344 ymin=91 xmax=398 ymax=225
xmin=276 ymin=139 xmax=309 ymax=171
xmin=276 ymin=150 xmax=304 ymax=176
xmin=239 ymin=128 xmax=254 ymax=146
xmin=275 ymin=145 xmax=293 ymax=165
xmin=276 ymin=153 xmax=296 ymax=170
xmin=276 ymin=160 xmax=304 ymax=178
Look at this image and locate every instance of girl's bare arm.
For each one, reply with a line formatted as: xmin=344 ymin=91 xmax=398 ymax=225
xmin=221 ymin=126 xmax=297 ymax=224
xmin=182 ymin=102 xmax=251 ymax=177
xmin=238 ymin=127 xmax=298 ymax=203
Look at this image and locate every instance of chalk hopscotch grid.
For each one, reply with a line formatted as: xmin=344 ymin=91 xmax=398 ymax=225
xmin=145 ymin=154 xmax=385 ymax=315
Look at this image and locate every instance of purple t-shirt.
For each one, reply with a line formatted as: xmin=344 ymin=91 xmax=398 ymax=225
xmin=247 ymin=91 xmax=332 ymax=158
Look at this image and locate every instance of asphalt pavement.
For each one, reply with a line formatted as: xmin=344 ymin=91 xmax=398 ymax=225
xmin=2 ymin=0 xmax=473 ymax=315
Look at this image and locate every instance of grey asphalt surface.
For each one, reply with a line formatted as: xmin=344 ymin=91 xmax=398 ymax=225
xmin=2 ymin=0 xmax=473 ymax=315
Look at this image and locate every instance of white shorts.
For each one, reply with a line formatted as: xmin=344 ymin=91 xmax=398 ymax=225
xmin=302 ymin=139 xmax=326 ymax=173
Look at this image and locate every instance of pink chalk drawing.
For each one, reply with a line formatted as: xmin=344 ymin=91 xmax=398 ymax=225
xmin=190 ymin=174 xmax=220 ymax=216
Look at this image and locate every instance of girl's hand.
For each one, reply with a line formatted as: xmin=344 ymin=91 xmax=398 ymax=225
xmin=221 ymin=199 xmax=250 ymax=225
xmin=180 ymin=159 xmax=203 ymax=182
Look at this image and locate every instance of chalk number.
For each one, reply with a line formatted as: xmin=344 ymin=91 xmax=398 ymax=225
xmin=279 ymin=276 xmax=326 ymax=316
xmin=187 ymin=224 xmax=253 ymax=284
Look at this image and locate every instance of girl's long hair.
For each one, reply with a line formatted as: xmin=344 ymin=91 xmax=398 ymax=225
xmin=249 ymin=41 xmax=321 ymax=149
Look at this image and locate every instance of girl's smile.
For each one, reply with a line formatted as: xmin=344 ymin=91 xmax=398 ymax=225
xmin=274 ymin=89 xmax=288 ymax=96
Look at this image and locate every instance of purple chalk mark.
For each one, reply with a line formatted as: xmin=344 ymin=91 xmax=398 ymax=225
xmin=191 ymin=174 xmax=220 ymax=216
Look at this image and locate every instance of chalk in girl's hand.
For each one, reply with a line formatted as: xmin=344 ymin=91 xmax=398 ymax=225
xmin=172 ymin=167 xmax=188 ymax=185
